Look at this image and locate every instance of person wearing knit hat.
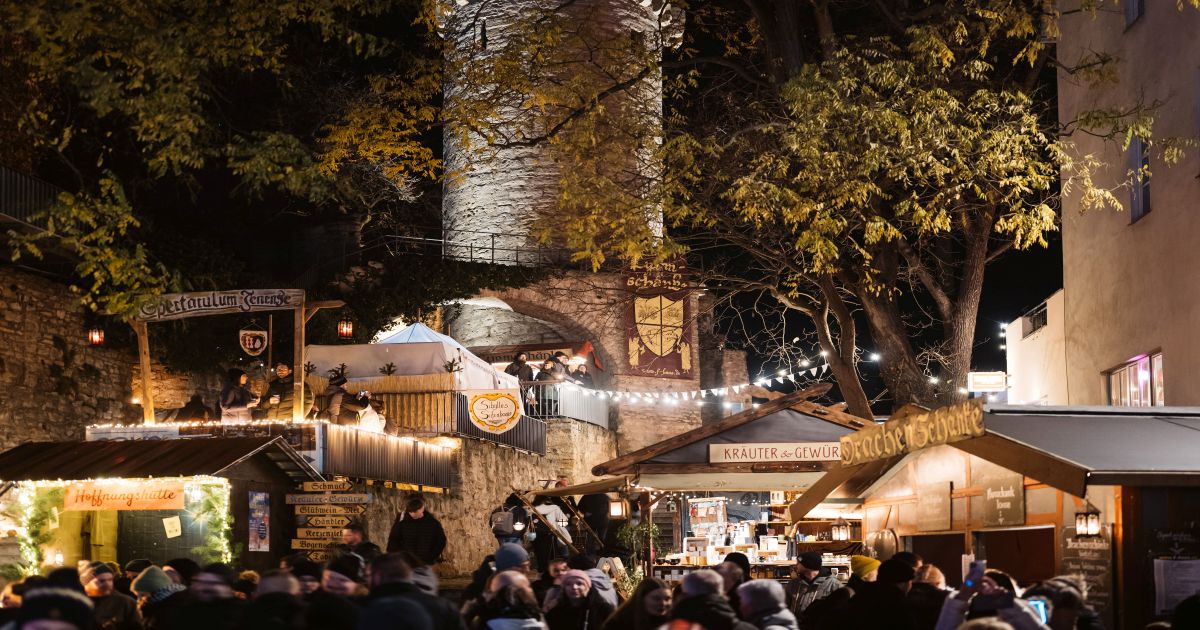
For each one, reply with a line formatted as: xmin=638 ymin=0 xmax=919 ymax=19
xmin=850 ymin=555 xmax=881 ymax=582
xmin=162 ymin=558 xmax=199 ymax=586
xmin=787 ymin=552 xmax=840 ymax=616
xmin=322 ymin=554 xmax=364 ymax=597
xmin=114 ymin=559 xmax=151 ymax=599
xmin=289 ymin=560 xmax=322 ymax=597
xmin=132 ymin=566 xmax=190 ymax=629
xmin=493 ymin=542 xmax=530 ymax=572
xmin=18 ymin=587 xmax=94 ymax=629
xmin=81 ymin=560 xmax=137 ymax=630
xmin=545 ymin=569 xmax=614 ymax=630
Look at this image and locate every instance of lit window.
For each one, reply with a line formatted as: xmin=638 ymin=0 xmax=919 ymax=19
xmin=1106 ymin=352 xmax=1163 ymax=406
xmin=1129 ymin=137 xmax=1151 ymax=222
xmin=1022 ymin=303 xmax=1048 ymax=338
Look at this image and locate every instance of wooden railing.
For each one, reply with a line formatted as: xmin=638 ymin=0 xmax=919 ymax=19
xmin=378 ymin=391 xmax=547 ymax=455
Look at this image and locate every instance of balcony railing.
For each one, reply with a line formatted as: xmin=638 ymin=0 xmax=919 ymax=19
xmin=377 ymin=391 xmax=547 ymax=455
xmin=0 ymin=167 xmax=59 ymax=229
xmin=521 ymin=382 xmax=610 ymax=429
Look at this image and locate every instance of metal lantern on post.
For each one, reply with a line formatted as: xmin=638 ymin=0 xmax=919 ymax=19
xmin=609 ymin=497 xmax=630 ymax=519
xmin=1075 ymin=504 xmax=1102 ymax=537
xmin=831 ymin=517 xmax=851 ymax=541
xmin=337 ymin=317 xmax=354 ymax=340
xmin=87 ymin=327 xmax=105 ymax=347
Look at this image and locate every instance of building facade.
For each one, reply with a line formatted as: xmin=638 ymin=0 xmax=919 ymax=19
xmin=1038 ymin=2 xmax=1200 ymax=406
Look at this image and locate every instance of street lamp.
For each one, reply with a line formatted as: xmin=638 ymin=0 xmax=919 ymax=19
xmin=337 ymin=317 xmax=354 ymax=339
xmin=610 ymin=498 xmax=630 ymax=519
xmin=1075 ymin=504 xmax=1102 ymax=537
xmin=87 ymin=327 xmax=105 ymax=346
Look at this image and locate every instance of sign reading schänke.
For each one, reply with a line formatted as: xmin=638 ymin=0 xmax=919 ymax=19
xmin=708 ymin=442 xmax=841 ymax=464
xmin=840 ymin=400 xmax=986 ymax=466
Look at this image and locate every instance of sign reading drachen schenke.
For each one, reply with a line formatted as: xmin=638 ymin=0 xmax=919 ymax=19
xmin=709 ymin=442 xmax=841 ymax=464
xmin=840 ymin=400 xmax=985 ymax=466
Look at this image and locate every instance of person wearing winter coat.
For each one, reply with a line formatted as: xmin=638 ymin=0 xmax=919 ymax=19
xmin=669 ymin=570 xmax=757 ymax=630
xmin=600 ymin=577 xmax=672 ymax=630
xmin=533 ymin=360 xmax=562 ymax=415
xmin=254 ymin=363 xmax=314 ymax=421
xmin=736 ymin=580 xmax=798 ymax=630
xmin=544 ymin=570 xmax=614 ymax=630
xmin=492 ymin=495 xmax=531 ymax=546
xmin=366 ymin=553 xmax=465 ymax=630
xmin=575 ymin=494 xmax=609 ymax=556
xmin=387 ymin=495 xmax=448 ymax=566
xmin=323 ymin=374 xmax=370 ymax=425
xmin=471 ymin=572 xmax=548 ymax=630
xmin=219 ymin=368 xmax=258 ymax=423
xmin=131 ymin=566 xmax=193 ymax=630
xmin=531 ymin=496 xmax=571 ymax=573
xmin=80 ymin=560 xmax=138 ymax=630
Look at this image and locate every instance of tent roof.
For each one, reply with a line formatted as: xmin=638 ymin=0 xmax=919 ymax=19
xmin=0 ymin=437 xmax=322 ymax=483
xmin=593 ymin=384 xmax=864 ymax=476
xmin=375 ymin=322 xmax=466 ymax=348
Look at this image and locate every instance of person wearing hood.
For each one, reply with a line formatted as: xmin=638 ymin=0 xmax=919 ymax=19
xmin=669 ymin=569 xmax=757 ymax=630
xmin=80 ymin=560 xmax=137 ymax=630
xmin=365 ymin=554 xmax=465 ymax=630
xmin=544 ymin=570 xmax=614 ymax=630
xmin=324 ymin=374 xmax=370 ymax=425
xmin=219 ymin=368 xmax=258 ymax=423
xmin=131 ymin=566 xmax=191 ymax=629
xmin=736 ymin=580 xmax=798 ymax=630
xmin=719 ymin=553 xmax=751 ymax=619
xmin=601 ymin=577 xmax=671 ymax=630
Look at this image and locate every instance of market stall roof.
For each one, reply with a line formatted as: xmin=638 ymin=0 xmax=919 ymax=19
xmin=0 ymin=437 xmax=322 ymax=483
xmin=954 ymin=405 xmax=1200 ymax=494
xmin=593 ymin=384 xmax=868 ymax=491
xmin=531 ymin=477 xmax=632 ymax=497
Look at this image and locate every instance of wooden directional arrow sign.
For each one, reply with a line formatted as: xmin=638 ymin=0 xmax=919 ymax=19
xmin=302 ymin=480 xmax=354 ymax=492
xmin=295 ymin=504 xmax=367 ymax=516
xmin=307 ymin=551 xmax=329 ymax=562
xmin=300 ymin=516 xmax=352 ymax=528
xmin=286 ymin=493 xmax=372 ymax=505
xmin=296 ymin=528 xmax=343 ymax=540
xmin=290 ymin=539 xmax=330 ymax=551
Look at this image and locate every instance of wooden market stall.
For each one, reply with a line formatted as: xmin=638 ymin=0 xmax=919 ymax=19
xmin=591 ymin=385 xmax=869 ymax=585
xmin=791 ymin=401 xmax=1200 ymax=630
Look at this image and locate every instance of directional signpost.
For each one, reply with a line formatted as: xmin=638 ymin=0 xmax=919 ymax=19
xmin=289 ymin=478 xmax=370 ymax=556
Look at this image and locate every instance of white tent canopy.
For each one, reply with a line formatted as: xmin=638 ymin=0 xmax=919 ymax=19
xmin=307 ymin=323 xmax=516 ymax=391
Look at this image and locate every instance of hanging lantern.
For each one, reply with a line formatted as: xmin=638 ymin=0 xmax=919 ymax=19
xmin=87 ymin=327 xmax=105 ymax=346
xmin=609 ymin=497 xmax=630 ymax=519
xmin=337 ymin=317 xmax=354 ymax=339
xmin=831 ymin=517 xmax=851 ymax=541
xmin=1075 ymin=504 xmax=1102 ymax=537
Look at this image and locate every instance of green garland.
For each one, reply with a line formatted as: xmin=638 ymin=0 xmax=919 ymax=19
xmin=188 ymin=483 xmax=235 ymax=563
xmin=0 ymin=486 xmax=65 ymax=578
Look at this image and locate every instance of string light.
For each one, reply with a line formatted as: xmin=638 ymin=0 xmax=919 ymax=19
xmin=868 ymin=353 xmax=881 ymax=361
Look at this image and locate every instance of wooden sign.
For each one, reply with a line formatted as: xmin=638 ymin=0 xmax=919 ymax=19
xmin=291 ymin=539 xmax=330 ymax=551
xmin=286 ymin=493 xmax=372 ymax=505
xmin=300 ymin=515 xmax=352 ymax=528
xmin=296 ymin=528 xmax=343 ymax=540
xmin=307 ymin=551 xmax=329 ymax=562
xmin=303 ymin=480 xmax=354 ymax=492
xmin=841 ymin=400 xmax=985 ymax=466
xmin=239 ymin=329 xmax=268 ymax=356
xmin=977 ymin=463 xmax=1025 ymax=527
xmin=295 ymin=504 xmax=366 ymax=515
xmin=1063 ymin=527 xmax=1112 ymax=626
xmin=137 ymin=289 xmax=305 ymax=322
xmin=709 ymin=442 xmax=840 ymax=464
xmin=64 ymin=480 xmax=185 ymax=511
xmin=916 ymin=482 xmax=952 ymax=532
xmin=466 ymin=391 xmax=522 ymax=434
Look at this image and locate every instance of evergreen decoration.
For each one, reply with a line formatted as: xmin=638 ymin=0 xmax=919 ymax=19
xmin=378 ymin=362 xmax=397 ymax=376
xmin=328 ymin=363 xmax=348 ymax=380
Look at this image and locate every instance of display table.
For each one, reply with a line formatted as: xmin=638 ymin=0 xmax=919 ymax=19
xmin=653 ymin=554 xmax=853 ymax=584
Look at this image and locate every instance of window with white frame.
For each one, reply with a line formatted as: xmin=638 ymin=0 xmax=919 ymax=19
xmin=1106 ymin=352 xmax=1164 ymax=406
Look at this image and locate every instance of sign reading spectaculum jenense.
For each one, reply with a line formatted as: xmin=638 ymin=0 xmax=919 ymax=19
xmin=137 ymin=289 xmax=305 ymax=322
xmin=840 ymin=400 xmax=985 ymax=466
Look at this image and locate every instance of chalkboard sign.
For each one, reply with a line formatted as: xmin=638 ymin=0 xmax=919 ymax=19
xmin=1062 ymin=526 xmax=1113 ymax=628
xmin=981 ymin=471 xmax=1025 ymax=527
xmin=1148 ymin=528 xmax=1200 ymax=560
xmin=917 ymin=482 xmax=952 ymax=532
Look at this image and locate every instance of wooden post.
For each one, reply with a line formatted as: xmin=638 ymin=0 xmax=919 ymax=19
xmin=267 ymin=314 xmax=273 ymax=369
xmin=132 ymin=321 xmax=155 ymax=424
xmin=293 ymin=302 xmax=305 ymax=423
xmin=639 ymin=493 xmax=653 ymax=576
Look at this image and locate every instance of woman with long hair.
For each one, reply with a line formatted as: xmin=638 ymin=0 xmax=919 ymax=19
xmin=601 ymin=577 xmax=672 ymax=630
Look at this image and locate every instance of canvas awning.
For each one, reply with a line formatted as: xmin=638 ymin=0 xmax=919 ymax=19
xmin=531 ymin=477 xmax=632 ymax=497
xmin=0 ymin=437 xmax=323 ymax=484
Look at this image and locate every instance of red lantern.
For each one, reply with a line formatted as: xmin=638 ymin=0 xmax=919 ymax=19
xmin=87 ymin=327 xmax=105 ymax=346
xmin=337 ymin=318 xmax=354 ymax=339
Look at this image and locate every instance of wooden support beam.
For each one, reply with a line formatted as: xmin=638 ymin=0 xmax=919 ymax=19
xmin=132 ymin=320 xmax=156 ymax=424
xmin=304 ymin=300 xmax=346 ymax=323
xmin=293 ymin=302 xmax=306 ymax=423
xmin=635 ymin=461 xmax=835 ymax=475
xmin=789 ymin=400 xmax=867 ymax=430
xmin=515 ymin=491 xmax=580 ymax=555
xmin=560 ymin=497 xmax=605 ymax=550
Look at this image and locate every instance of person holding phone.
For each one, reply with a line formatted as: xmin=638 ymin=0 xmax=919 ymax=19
xmin=933 ymin=561 xmax=1051 ymax=630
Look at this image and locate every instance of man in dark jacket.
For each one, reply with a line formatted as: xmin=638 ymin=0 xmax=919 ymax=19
xmin=255 ymin=363 xmax=314 ymax=420
xmin=671 ymin=569 xmax=757 ymax=630
xmin=576 ymin=493 xmax=610 ymax=556
xmin=840 ymin=559 xmax=916 ymax=630
xmin=367 ymin=553 xmax=465 ymax=630
xmin=81 ymin=560 xmax=138 ymax=630
xmin=338 ymin=521 xmax=382 ymax=562
xmin=169 ymin=562 xmax=247 ymax=630
xmin=387 ymin=494 xmax=447 ymax=565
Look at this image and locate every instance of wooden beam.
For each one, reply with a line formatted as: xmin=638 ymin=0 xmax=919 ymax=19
xmin=515 ymin=492 xmax=580 ymax=555
xmin=952 ymin=435 xmax=1089 ymax=498
xmin=304 ymin=300 xmax=346 ymax=323
xmin=787 ymin=463 xmax=864 ymax=523
xmin=132 ymin=320 xmax=156 ymax=424
xmin=593 ymin=383 xmax=833 ymax=475
xmin=293 ymin=302 xmax=306 ymax=423
xmin=789 ymin=400 xmax=868 ymax=430
xmin=635 ymin=461 xmax=836 ymax=475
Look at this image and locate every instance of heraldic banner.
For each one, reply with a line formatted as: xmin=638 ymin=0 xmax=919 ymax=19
xmin=625 ymin=260 xmax=693 ymax=379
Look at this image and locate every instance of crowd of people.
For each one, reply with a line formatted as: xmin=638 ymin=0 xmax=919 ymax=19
xmin=505 ymin=352 xmax=594 ymax=415
xmin=3 ymin=491 xmax=1197 ymax=630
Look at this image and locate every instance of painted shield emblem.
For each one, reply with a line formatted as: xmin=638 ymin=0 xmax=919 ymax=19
xmin=634 ymin=295 xmax=684 ymax=356
xmin=239 ymin=329 xmax=269 ymax=356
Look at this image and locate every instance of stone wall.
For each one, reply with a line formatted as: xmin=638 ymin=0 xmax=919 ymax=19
xmin=131 ymin=363 xmax=224 ymax=412
xmin=361 ymin=418 xmax=617 ymax=578
xmin=0 ymin=268 xmax=134 ymax=447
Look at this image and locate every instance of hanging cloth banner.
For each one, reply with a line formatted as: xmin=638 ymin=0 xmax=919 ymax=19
xmin=466 ymin=390 xmax=523 ymax=434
